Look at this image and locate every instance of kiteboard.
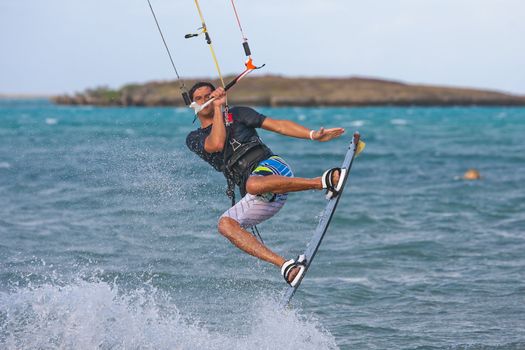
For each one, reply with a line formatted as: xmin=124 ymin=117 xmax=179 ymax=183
xmin=280 ymin=132 xmax=364 ymax=308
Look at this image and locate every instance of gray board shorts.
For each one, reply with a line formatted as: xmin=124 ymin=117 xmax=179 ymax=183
xmin=221 ymin=155 xmax=293 ymax=228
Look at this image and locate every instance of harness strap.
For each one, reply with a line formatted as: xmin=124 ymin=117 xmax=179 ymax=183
xmin=226 ymin=175 xmax=236 ymax=206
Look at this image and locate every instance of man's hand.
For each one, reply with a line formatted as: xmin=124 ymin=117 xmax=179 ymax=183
xmin=311 ymin=127 xmax=345 ymax=142
xmin=211 ymin=87 xmax=226 ymax=108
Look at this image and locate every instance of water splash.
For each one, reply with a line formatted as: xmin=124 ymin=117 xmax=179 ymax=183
xmin=0 ymin=280 xmax=338 ymax=350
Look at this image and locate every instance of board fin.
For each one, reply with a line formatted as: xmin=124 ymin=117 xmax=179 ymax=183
xmin=356 ymin=140 xmax=366 ymax=156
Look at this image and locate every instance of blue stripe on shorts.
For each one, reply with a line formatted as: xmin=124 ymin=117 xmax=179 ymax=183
xmin=251 ymin=156 xmax=294 ymax=178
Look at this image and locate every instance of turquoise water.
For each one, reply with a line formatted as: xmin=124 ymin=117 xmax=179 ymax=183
xmin=1 ymin=100 xmax=524 ymax=349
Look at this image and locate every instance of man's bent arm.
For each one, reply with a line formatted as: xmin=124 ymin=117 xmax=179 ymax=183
xmin=204 ymin=105 xmax=227 ymax=152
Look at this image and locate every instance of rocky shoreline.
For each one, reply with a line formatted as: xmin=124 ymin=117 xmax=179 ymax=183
xmin=52 ymin=75 xmax=525 ymax=107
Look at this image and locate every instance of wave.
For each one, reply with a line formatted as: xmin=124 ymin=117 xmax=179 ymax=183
xmin=349 ymin=120 xmax=365 ymax=127
xmin=0 ymin=280 xmax=338 ymax=350
xmin=390 ymin=118 xmax=409 ymax=126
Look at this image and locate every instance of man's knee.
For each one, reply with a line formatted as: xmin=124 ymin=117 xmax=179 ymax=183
xmin=218 ymin=216 xmax=239 ymax=237
xmin=245 ymin=177 xmax=261 ymax=195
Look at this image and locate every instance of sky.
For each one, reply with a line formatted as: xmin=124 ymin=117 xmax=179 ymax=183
xmin=1 ymin=0 xmax=524 ymax=95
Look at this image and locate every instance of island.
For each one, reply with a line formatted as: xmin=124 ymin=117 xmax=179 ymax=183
xmin=52 ymin=75 xmax=525 ymax=107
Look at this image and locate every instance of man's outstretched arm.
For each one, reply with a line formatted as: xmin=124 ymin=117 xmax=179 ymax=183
xmin=261 ymin=117 xmax=345 ymax=142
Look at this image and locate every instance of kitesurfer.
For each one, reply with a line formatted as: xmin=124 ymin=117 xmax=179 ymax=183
xmin=186 ymin=82 xmax=345 ymax=286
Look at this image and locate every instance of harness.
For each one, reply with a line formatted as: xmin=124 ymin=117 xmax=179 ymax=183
xmin=221 ymin=108 xmax=272 ymax=206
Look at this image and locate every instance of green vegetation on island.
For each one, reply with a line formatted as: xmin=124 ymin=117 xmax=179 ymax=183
xmin=52 ymin=75 xmax=525 ymax=107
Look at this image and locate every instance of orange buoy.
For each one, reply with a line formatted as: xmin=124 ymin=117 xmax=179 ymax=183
xmin=463 ymin=168 xmax=481 ymax=180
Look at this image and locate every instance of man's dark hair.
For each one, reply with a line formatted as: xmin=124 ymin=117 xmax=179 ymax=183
xmin=189 ymin=82 xmax=216 ymax=101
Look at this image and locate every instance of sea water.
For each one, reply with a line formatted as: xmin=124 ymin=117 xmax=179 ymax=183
xmin=1 ymin=100 xmax=524 ymax=349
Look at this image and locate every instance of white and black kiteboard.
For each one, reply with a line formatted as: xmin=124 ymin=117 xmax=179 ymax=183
xmin=280 ymin=132 xmax=364 ymax=308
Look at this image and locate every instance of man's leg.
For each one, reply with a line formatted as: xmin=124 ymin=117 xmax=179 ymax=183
xmin=218 ymin=216 xmax=303 ymax=283
xmin=218 ymin=166 xmax=341 ymax=284
xmin=218 ymin=217 xmax=285 ymax=268
xmin=246 ymin=172 xmax=339 ymax=196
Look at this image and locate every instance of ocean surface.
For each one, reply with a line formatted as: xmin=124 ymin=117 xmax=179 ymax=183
xmin=1 ymin=99 xmax=524 ymax=350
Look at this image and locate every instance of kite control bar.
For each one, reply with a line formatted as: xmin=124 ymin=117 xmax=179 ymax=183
xmin=190 ymin=59 xmax=263 ymax=113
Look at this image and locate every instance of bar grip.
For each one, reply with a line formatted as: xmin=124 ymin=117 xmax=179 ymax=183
xmin=182 ymin=92 xmax=191 ymax=106
xmin=225 ymin=78 xmax=237 ymax=91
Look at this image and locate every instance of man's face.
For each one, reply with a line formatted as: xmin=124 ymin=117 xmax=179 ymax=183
xmin=192 ymin=86 xmax=213 ymax=116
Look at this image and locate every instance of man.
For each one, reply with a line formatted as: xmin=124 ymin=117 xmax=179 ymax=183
xmin=186 ymin=82 xmax=345 ymax=286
